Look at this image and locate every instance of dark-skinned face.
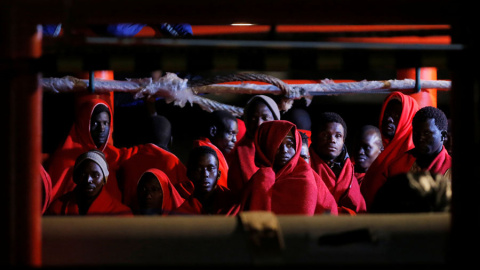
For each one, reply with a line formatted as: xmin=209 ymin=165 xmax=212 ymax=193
xmin=245 ymin=102 xmax=274 ymax=139
xmin=74 ymin=160 xmax=105 ymax=198
xmin=90 ymin=111 xmax=110 ymax=148
xmin=300 ymin=143 xmax=310 ymax=164
xmin=313 ymin=122 xmax=345 ymax=161
xmin=137 ymin=173 xmax=164 ymax=211
xmin=274 ymin=130 xmax=296 ymax=170
xmin=211 ymin=119 xmax=239 ymax=155
xmin=413 ymin=118 xmax=446 ymax=157
xmin=381 ymin=100 xmax=402 ymax=141
xmin=353 ymin=130 xmax=383 ymax=172
xmin=189 ymin=154 xmax=220 ymax=195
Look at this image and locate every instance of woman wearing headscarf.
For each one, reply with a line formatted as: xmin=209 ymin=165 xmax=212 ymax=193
xmin=240 ymin=120 xmax=318 ymax=215
xmin=360 ymin=91 xmax=419 ymax=209
xmin=46 ymin=150 xmax=132 ymax=216
xmin=134 ymin=168 xmax=186 ymax=215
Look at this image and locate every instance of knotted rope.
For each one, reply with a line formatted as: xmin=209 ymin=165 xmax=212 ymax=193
xmin=189 ymin=73 xmax=300 ymax=111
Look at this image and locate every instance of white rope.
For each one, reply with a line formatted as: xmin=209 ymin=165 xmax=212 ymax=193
xmin=42 ymin=73 xmax=451 ymax=116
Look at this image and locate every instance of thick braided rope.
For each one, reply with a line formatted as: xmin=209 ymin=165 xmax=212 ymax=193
xmin=189 ymin=73 xmax=295 ymax=98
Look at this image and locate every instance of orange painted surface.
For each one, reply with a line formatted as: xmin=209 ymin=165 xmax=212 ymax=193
xmin=397 ymin=67 xmax=438 ymax=108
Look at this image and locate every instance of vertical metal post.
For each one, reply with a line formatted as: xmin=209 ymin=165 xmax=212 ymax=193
xmin=89 ymin=70 xmax=95 ymax=93
xmin=0 ymin=7 xmax=43 ymax=267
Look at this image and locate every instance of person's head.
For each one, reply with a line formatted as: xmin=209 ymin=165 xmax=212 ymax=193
xmin=412 ymin=106 xmax=448 ymax=157
xmin=187 ymin=146 xmax=220 ymax=197
xmin=207 ymin=110 xmax=239 ymax=155
xmin=137 ymin=171 xmax=164 ymax=214
xmin=353 ymin=125 xmax=383 ymax=173
xmin=148 ymin=115 xmax=173 ymax=151
xmin=381 ymin=98 xmax=402 ymax=141
xmin=254 ymin=120 xmax=301 ymax=173
xmin=90 ymin=104 xmax=111 ymax=149
xmin=311 ymin=112 xmax=347 ymax=161
xmin=73 ymin=149 xmax=109 ymax=198
xmin=273 ymin=128 xmax=297 ymax=171
xmin=370 ymin=171 xmax=451 ymax=213
xmin=299 ymin=131 xmax=310 ymax=164
xmin=282 ymin=108 xmax=312 ymax=131
xmin=243 ymin=95 xmax=280 ymax=139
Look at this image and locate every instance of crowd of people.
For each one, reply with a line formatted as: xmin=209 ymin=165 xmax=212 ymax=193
xmin=40 ymin=90 xmax=452 ymax=217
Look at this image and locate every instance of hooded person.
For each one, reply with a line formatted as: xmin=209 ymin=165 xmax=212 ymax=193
xmin=134 ymin=168 xmax=186 ymax=215
xmin=46 ymin=150 xmax=133 ymax=216
xmin=227 ymin=95 xmax=281 ymax=195
xmin=46 ymin=97 xmax=139 ymax=203
xmin=239 ymin=120 xmax=318 ymax=215
xmin=361 ymin=91 xmax=419 ymax=208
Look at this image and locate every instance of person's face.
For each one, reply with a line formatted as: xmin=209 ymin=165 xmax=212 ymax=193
xmin=137 ymin=174 xmax=164 ymax=211
xmin=90 ymin=111 xmax=110 ymax=147
xmin=212 ymin=119 xmax=239 ymax=155
xmin=274 ymin=130 xmax=296 ymax=170
xmin=74 ymin=160 xmax=105 ymax=198
xmin=381 ymin=100 xmax=402 ymax=140
xmin=354 ymin=131 xmax=383 ymax=172
xmin=189 ymin=154 xmax=220 ymax=195
xmin=300 ymin=143 xmax=310 ymax=164
xmin=413 ymin=118 xmax=446 ymax=156
xmin=245 ymin=102 xmax=275 ymax=138
xmin=313 ymin=122 xmax=345 ymax=161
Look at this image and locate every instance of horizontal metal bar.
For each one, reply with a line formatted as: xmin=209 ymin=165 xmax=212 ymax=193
xmin=84 ymin=37 xmax=464 ymax=51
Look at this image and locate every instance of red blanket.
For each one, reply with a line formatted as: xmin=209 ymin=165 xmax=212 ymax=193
xmin=386 ymin=146 xmax=452 ymax=179
xmin=361 ymin=91 xmax=419 ymax=208
xmin=46 ymin=97 xmax=138 ymax=203
xmin=354 ymin=172 xmax=366 ymax=187
xmin=46 ymin=187 xmax=133 ymax=216
xmin=226 ymin=136 xmax=258 ymax=194
xmin=310 ymin=149 xmax=366 ymax=214
xmin=117 ymin=143 xmax=189 ymax=207
xmin=175 ymin=184 xmax=240 ymax=215
xmin=312 ymin=171 xmax=339 ymax=215
xmin=240 ymin=120 xmax=318 ymax=215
